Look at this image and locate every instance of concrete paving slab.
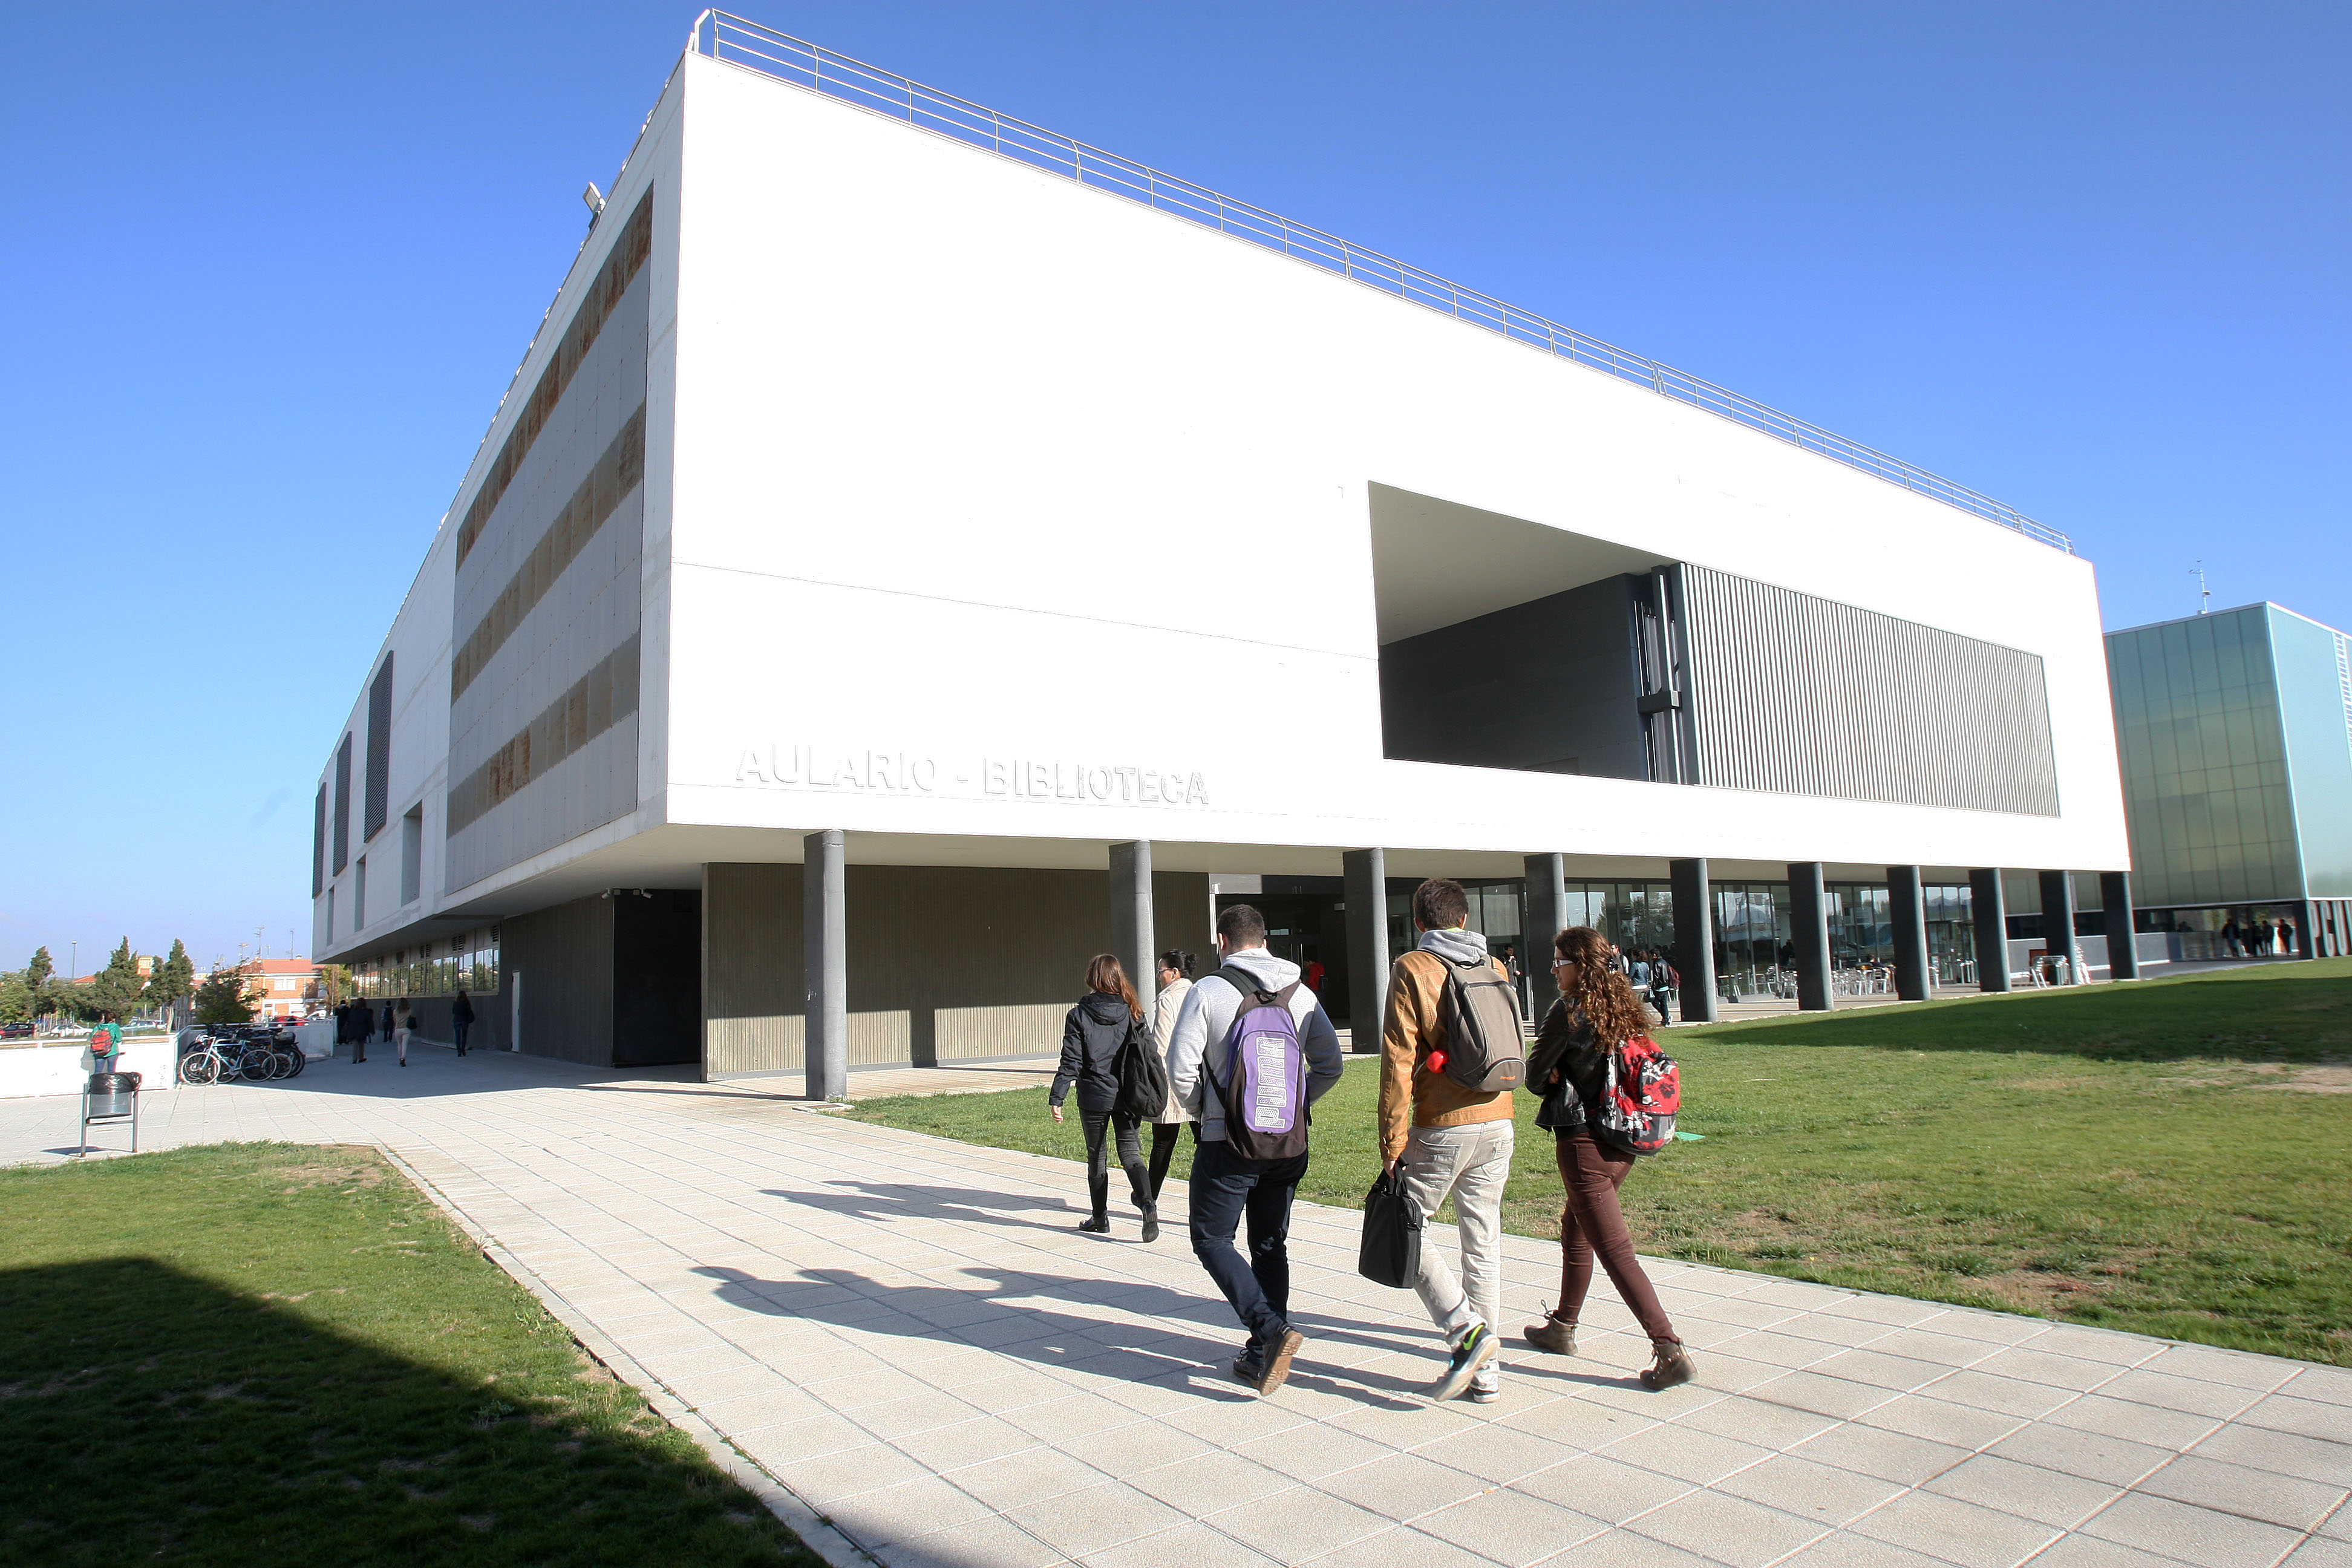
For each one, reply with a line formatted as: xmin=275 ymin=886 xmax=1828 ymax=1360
xmin=8 ymin=1044 xmax=2345 ymax=1568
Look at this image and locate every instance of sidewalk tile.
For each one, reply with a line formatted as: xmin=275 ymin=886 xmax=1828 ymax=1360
xmin=1922 ymin=1451 xmax=2123 ymax=1526
xmin=2079 ymin=1491 xmax=2304 ymax=1567
xmin=1001 ymin=1480 xmax=1191 ymax=1558
xmin=1627 ymin=1488 xmax=1829 ymax=1567
xmin=2132 ymin=1454 xmax=2348 ymax=1531
xmin=1844 ymin=1489 xmax=2061 ymax=1566
xmin=1413 ymin=1487 xmax=1607 ymax=1566
xmin=1711 ymin=1454 xmax=1904 ymax=1526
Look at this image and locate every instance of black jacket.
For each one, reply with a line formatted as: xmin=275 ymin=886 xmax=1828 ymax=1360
xmin=1526 ymin=1000 xmax=1608 ymax=1132
xmin=1052 ymin=991 xmax=1137 ymax=1114
xmin=451 ymin=996 xmax=475 ymax=1024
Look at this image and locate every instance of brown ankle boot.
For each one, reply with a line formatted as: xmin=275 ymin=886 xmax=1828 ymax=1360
xmin=1523 ymin=1308 xmax=1577 ymax=1356
xmin=1641 ymin=1339 xmax=1696 ymax=1390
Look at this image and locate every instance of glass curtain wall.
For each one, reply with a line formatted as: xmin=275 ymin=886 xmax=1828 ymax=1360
xmin=354 ymin=927 xmax=501 ymax=999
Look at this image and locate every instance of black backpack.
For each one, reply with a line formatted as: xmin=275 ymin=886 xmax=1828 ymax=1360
xmin=1111 ymin=1013 xmax=1171 ymax=1120
xmin=1432 ymin=954 xmax=1526 ymax=1093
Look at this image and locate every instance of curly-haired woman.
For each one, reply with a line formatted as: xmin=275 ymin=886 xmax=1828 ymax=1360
xmin=1521 ymin=926 xmax=1695 ymax=1390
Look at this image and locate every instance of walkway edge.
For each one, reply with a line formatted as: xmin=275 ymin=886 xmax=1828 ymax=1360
xmin=373 ymin=1142 xmax=885 ymax=1568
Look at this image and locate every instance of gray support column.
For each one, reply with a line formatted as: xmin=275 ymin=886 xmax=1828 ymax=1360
xmin=1887 ymin=865 xmax=1931 ymax=1001
xmin=1788 ymin=862 xmax=1832 ymax=1011
xmin=1971 ymin=868 xmax=2010 ymax=991
xmin=1524 ymin=853 xmax=1567 ymax=1022
xmin=1670 ymin=858 xmax=1718 ymax=1024
xmin=1110 ymin=841 xmax=1156 ymax=1031
xmin=2292 ymin=898 xmax=2317 ymax=959
xmin=2039 ymin=870 xmax=2082 ymax=985
xmin=1343 ymin=848 xmax=1389 ymax=1053
xmin=803 ymin=829 xmax=847 ymax=1100
xmin=2101 ymin=871 xmax=2140 ymax=979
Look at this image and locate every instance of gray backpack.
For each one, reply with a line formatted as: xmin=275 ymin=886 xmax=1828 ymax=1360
xmin=1432 ymin=955 xmax=1526 ymax=1093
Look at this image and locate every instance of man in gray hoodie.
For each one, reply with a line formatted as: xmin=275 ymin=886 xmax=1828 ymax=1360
xmin=1165 ymin=903 xmax=1345 ymax=1395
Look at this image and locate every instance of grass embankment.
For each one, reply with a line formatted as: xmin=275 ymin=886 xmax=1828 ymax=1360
xmin=0 ymin=1143 xmax=821 ymax=1567
xmin=852 ymin=960 xmax=2352 ymax=1365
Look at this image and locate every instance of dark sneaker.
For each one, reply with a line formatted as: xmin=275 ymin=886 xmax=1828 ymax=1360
xmin=1524 ymin=1310 xmax=1577 ymax=1356
xmin=1230 ymin=1351 xmax=1261 ymax=1385
xmin=1077 ymin=1215 xmax=1110 ymax=1234
xmin=1141 ymin=1210 xmax=1160 ymax=1243
xmin=1432 ymin=1323 xmax=1499 ymax=1402
xmin=1641 ymin=1339 xmax=1697 ymax=1391
xmin=1253 ymin=1328 xmax=1305 ymax=1397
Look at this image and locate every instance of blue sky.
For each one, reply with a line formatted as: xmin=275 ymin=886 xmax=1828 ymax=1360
xmin=1 ymin=2 xmax=2343 ymax=970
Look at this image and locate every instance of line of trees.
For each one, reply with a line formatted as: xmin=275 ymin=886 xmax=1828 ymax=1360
xmin=0 ymin=939 xmax=198 ymax=1025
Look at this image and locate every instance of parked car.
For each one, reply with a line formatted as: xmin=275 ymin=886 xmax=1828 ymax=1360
xmin=0 ymin=1022 xmax=33 ymax=1039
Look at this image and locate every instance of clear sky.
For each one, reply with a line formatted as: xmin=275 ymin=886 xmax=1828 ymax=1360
xmin=1 ymin=2 xmax=2344 ymax=972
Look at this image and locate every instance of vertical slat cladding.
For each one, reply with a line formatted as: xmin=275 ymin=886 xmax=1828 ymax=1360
xmin=1680 ymin=563 xmax=2059 ymax=815
xmin=364 ymin=654 xmax=393 ymax=843
xmin=332 ymin=733 xmax=353 ymax=874
xmin=312 ymin=785 xmax=327 ymax=898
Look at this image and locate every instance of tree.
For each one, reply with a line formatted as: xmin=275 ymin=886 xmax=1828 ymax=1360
xmin=314 ymin=962 xmax=353 ymax=1007
xmin=27 ymin=946 xmax=53 ymax=990
xmin=193 ymin=965 xmax=257 ymax=1026
xmin=0 ymin=971 xmax=29 ymax=1023
xmin=79 ymin=938 xmax=147 ymax=1020
xmin=153 ymin=939 xmax=196 ymax=1009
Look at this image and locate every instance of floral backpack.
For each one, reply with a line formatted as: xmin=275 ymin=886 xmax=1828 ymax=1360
xmin=1592 ymin=1034 xmax=1681 ymax=1155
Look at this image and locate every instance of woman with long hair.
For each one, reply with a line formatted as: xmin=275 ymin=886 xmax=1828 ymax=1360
xmin=1521 ymin=926 xmax=1694 ymax=1390
xmin=1050 ymin=954 xmax=1160 ymax=1240
xmin=1146 ymin=949 xmax=1196 ymax=1201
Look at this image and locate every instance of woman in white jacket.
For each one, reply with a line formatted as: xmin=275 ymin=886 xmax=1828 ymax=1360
xmin=1147 ymin=950 xmax=1195 ymax=1201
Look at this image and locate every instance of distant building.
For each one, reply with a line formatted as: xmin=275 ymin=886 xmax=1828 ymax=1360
xmin=2105 ymin=603 xmax=2352 ymax=956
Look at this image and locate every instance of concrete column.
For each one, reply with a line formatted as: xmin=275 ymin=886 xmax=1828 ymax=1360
xmin=1343 ymin=848 xmax=1388 ymax=1053
xmin=803 ymin=829 xmax=847 ymax=1100
xmin=1788 ymin=862 xmax=1832 ymax=1012
xmin=1669 ymin=858 xmax=1717 ymax=1024
xmin=2101 ymin=871 xmax=2140 ymax=980
xmin=2040 ymin=870 xmax=2082 ymax=985
xmin=1524 ymin=852 xmax=1567 ymax=1021
xmin=2292 ymin=898 xmax=2317 ymax=960
xmin=1887 ymin=865 xmax=1931 ymax=1001
xmin=1971 ymin=868 xmax=2010 ymax=991
xmin=1110 ymin=841 xmax=1155 ymax=1031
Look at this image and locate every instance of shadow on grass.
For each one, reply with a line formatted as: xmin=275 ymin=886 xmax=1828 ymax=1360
xmin=0 ymin=1258 xmax=812 ymax=1567
xmin=1684 ymin=960 xmax=2352 ymax=1063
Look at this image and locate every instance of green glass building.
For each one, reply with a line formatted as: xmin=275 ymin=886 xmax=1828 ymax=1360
xmin=2105 ymin=603 xmax=2352 ymax=958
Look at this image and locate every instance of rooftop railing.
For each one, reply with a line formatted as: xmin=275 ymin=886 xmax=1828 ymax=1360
xmin=689 ymin=10 xmax=2073 ymax=555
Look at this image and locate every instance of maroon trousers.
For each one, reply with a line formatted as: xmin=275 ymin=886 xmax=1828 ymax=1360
xmin=1553 ymin=1132 xmax=1679 ymax=1344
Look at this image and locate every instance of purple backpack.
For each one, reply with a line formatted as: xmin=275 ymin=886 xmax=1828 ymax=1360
xmin=1205 ymin=965 xmax=1309 ymax=1160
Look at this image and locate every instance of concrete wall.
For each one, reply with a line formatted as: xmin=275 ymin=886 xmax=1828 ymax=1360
xmin=667 ymin=52 xmax=2131 ymax=878
xmin=1379 ymin=577 xmax=1646 ymax=779
xmin=704 ymin=863 xmax=1212 ymax=1079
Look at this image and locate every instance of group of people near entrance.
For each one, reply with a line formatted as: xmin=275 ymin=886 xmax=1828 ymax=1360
xmin=332 ymin=989 xmax=479 ymax=1065
xmin=1050 ymin=877 xmax=1694 ymax=1404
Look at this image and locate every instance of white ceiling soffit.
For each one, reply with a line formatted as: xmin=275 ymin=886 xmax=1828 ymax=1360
xmin=1368 ymin=483 xmax=1670 ymax=645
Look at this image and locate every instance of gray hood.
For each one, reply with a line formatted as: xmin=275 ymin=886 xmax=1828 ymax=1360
xmin=1218 ymin=947 xmax=1302 ymax=994
xmin=1417 ymin=927 xmax=1490 ymax=965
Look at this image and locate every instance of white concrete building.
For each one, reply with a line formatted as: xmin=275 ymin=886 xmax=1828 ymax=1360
xmin=313 ymin=17 xmax=2131 ymax=1083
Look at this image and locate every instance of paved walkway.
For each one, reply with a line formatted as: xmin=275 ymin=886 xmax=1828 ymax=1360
xmin=7 ymin=1047 xmax=2347 ymax=1568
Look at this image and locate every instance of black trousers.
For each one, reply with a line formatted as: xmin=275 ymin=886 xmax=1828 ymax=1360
xmin=1188 ymin=1137 xmax=1308 ymax=1348
xmin=1146 ymin=1122 xmax=1184 ymax=1200
xmin=1080 ymin=1111 xmax=1153 ymax=1218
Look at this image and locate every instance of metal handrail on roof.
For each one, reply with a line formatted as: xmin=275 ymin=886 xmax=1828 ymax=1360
xmin=688 ymin=10 xmax=2073 ymax=555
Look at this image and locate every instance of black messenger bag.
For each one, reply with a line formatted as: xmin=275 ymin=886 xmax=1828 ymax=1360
xmin=1357 ymin=1163 xmax=1425 ymax=1289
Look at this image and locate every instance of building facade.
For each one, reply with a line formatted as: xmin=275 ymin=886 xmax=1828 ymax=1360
xmin=312 ymin=20 xmax=2135 ymax=1079
xmin=2106 ymin=603 xmax=2352 ymax=958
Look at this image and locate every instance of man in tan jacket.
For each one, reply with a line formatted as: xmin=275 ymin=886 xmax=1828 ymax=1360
xmin=1380 ymin=878 xmax=1519 ymax=1402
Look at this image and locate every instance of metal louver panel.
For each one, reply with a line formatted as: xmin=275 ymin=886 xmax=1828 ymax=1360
xmin=364 ymin=655 xmax=393 ymax=843
xmin=1679 ymin=564 xmax=2060 ymax=815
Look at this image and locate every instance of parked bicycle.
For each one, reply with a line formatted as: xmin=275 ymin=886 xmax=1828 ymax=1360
xmin=178 ymin=1025 xmax=305 ymax=1085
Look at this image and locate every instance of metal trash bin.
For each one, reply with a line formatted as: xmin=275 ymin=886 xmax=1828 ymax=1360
xmin=80 ymin=1071 xmax=142 ymax=1155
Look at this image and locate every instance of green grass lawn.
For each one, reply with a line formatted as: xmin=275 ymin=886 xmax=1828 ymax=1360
xmin=851 ymin=959 xmax=2352 ymax=1365
xmin=0 ymin=1143 xmax=822 ymax=1568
